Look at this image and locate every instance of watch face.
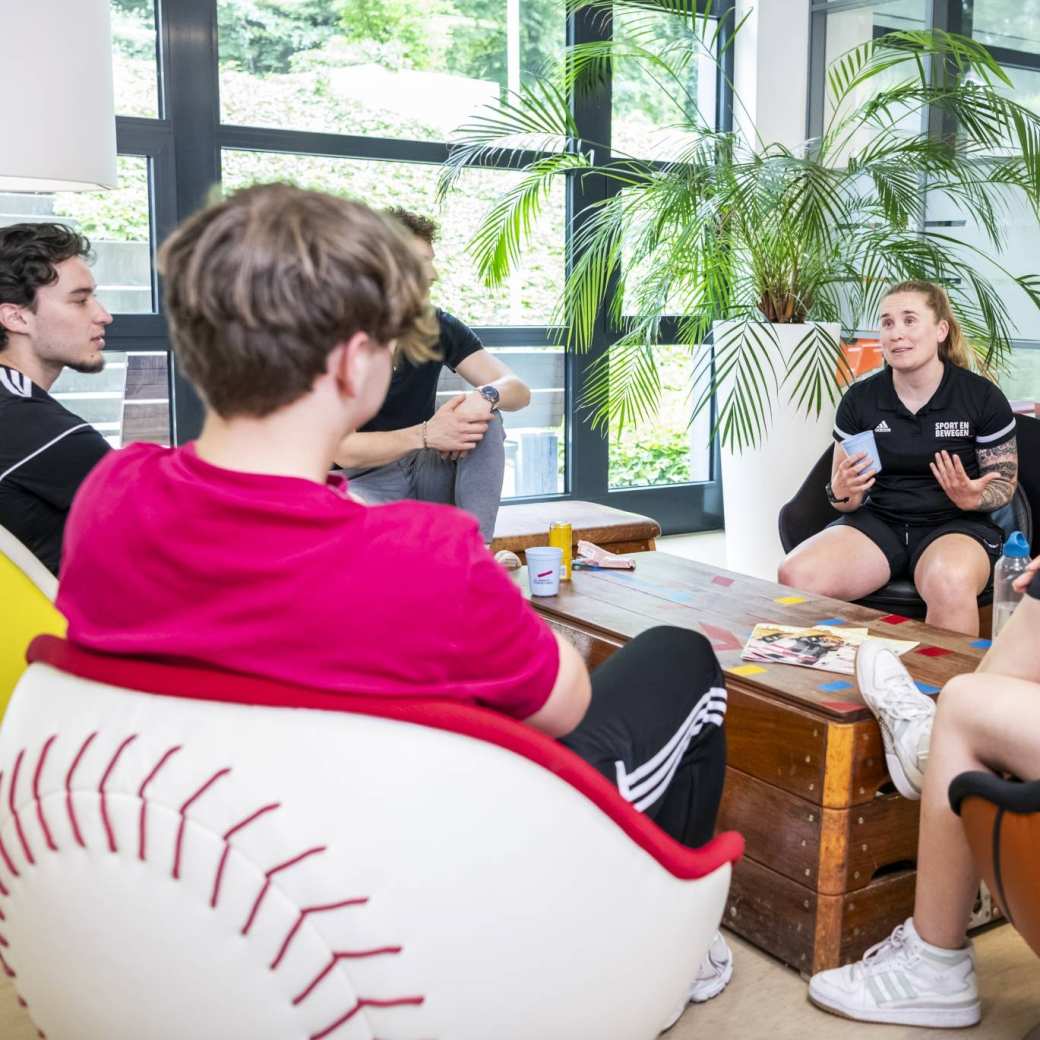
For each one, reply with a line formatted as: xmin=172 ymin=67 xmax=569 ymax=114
xmin=480 ymin=385 xmax=500 ymax=405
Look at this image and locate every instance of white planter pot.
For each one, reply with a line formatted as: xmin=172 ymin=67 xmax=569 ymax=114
xmin=715 ymin=320 xmax=840 ymax=581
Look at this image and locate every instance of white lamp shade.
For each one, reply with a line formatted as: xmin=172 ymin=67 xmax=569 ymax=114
xmin=0 ymin=1 xmax=118 ymax=193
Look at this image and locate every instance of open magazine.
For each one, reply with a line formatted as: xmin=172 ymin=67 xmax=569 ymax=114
xmin=741 ymin=624 xmax=917 ymax=676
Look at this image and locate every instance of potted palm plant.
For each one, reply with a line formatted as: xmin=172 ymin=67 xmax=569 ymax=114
xmin=439 ymin=1 xmax=1040 ymax=577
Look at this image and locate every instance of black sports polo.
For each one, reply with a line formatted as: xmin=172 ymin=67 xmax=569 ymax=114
xmin=0 ymin=363 xmax=110 ymax=575
xmin=833 ymin=362 xmax=1016 ymax=527
xmin=359 ymin=308 xmax=483 ymax=433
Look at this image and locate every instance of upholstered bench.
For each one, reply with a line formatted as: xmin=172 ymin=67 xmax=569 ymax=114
xmin=490 ymin=500 xmax=661 ymax=560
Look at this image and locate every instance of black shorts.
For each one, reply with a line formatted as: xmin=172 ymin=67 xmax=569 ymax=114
xmin=827 ymin=509 xmax=1004 ymax=584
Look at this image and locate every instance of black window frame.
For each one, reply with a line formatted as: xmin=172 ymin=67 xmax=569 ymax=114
xmin=809 ymin=0 xmax=1040 ymax=350
xmin=102 ymin=0 xmax=734 ymax=533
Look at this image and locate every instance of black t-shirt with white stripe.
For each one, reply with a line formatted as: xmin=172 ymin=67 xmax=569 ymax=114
xmin=833 ymin=362 xmax=1016 ymax=527
xmin=0 ymin=363 xmax=111 ymax=575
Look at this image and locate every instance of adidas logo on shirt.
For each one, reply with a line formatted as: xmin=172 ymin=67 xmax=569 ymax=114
xmin=874 ymin=421 xmax=891 ymax=433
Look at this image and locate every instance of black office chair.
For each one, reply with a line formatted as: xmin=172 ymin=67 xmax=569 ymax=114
xmin=777 ymin=414 xmax=1040 ymax=620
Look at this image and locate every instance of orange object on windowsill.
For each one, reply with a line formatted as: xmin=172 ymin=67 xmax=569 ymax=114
xmin=838 ymin=339 xmax=884 ymax=387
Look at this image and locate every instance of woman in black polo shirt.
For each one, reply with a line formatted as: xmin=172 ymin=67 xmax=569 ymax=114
xmin=778 ymin=280 xmax=1018 ymax=636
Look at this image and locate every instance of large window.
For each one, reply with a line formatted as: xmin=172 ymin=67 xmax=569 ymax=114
xmin=222 ymin=148 xmax=568 ymax=497
xmin=811 ymin=0 xmax=1040 ymax=408
xmin=112 ymin=0 xmax=161 ymax=117
xmin=221 ymin=150 xmax=564 ymax=326
xmin=966 ymin=1 xmax=1040 ymax=399
xmin=970 ymin=1 xmax=1040 ymax=53
xmin=609 ymin=346 xmax=712 ymax=490
xmin=217 ymin=0 xmax=565 ymax=143
xmin=27 ymin=1 xmax=733 ymax=529
xmin=611 ymin=5 xmax=718 ymax=161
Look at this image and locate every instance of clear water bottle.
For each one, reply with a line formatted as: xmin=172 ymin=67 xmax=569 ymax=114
xmin=993 ymin=531 xmax=1031 ymax=638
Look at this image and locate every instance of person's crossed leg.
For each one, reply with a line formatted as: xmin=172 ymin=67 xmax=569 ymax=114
xmin=349 ymin=411 xmax=505 ymax=541
xmin=808 ymin=569 xmax=1040 ymax=1029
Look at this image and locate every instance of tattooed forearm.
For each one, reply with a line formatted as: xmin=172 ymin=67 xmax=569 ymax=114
xmin=976 ymin=439 xmax=1018 ymax=511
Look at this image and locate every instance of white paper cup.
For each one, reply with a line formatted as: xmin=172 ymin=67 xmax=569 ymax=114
xmin=527 ymin=546 xmax=563 ymax=596
xmin=842 ymin=429 xmax=882 ymax=474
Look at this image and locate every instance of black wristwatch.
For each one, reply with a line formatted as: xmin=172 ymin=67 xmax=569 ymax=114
xmin=825 ymin=481 xmax=850 ymax=505
xmin=478 ymin=385 xmax=501 ymax=411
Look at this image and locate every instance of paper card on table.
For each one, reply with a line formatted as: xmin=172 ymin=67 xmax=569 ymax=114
xmin=712 ymin=575 xmax=735 ymax=587
xmin=917 ymin=645 xmax=952 ymax=658
xmin=701 ymin=623 xmax=743 ymax=652
xmin=819 ymin=680 xmax=854 ymax=693
xmin=728 ymin=664 xmax=766 ymax=677
xmin=970 ymin=639 xmax=992 ymax=650
xmin=915 ymin=681 xmax=941 ymax=696
xmin=881 ymin=614 xmax=911 ymax=625
xmin=741 ymin=623 xmax=917 ymax=676
xmin=775 ymin=595 xmax=806 ymax=605
xmin=821 ymin=700 xmax=862 ymax=714
xmin=814 ymin=617 xmax=846 ymax=627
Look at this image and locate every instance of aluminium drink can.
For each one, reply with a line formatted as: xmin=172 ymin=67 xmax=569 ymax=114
xmin=548 ymin=521 xmax=573 ymax=580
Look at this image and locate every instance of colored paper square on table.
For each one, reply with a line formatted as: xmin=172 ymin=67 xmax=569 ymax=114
xmin=881 ymin=614 xmax=910 ymax=625
xmin=712 ymin=576 xmax=735 ymax=587
xmin=821 ymin=700 xmax=861 ymax=714
xmin=814 ymin=617 xmax=845 ymax=627
xmin=819 ymin=680 xmax=853 ymax=693
xmin=917 ymin=645 xmax=952 ymax=658
xmin=701 ymin=624 xmax=743 ymax=652
xmin=970 ymin=639 xmax=992 ymax=650
xmin=775 ymin=595 xmax=806 ymax=605
xmin=915 ymin=681 xmax=940 ymax=696
xmin=728 ymin=664 xmax=766 ymax=677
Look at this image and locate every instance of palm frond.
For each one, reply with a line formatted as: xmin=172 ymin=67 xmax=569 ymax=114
xmin=782 ymin=324 xmax=850 ymax=418
xmin=441 ymin=23 xmax=1040 ymax=449
xmin=580 ymin=332 xmax=663 ymax=432
xmin=467 ymin=152 xmax=588 ymax=286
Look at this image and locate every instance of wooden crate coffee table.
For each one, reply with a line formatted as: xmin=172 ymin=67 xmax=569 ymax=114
xmin=513 ymin=551 xmax=987 ymax=974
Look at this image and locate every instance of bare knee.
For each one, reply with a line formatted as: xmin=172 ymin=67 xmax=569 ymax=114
xmin=778 ymin=553 xmax=824 ymax=592
xmin=935 ymin=673 xmax=984 ymax=733
xmin=918 ymin=567 xmax=978 ymax=611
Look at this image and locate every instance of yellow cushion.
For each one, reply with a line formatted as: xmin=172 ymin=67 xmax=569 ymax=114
xmin=0 ymin=552 xmax=66 ymax=720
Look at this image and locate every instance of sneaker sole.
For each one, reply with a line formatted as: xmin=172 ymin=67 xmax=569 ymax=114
xmin=660 ymin=957 xmax=734 ymax=1032
xmin=689 ymin=957 xmax=733 ymax=1003
xmin=883 ymin=747 xmax=923 ymax=801
xmin=808 ymin=988 xmax=980 ymax=1028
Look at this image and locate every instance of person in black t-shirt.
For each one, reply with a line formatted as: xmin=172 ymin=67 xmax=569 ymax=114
xmin=0 ymin=223 xmax=112 ymax=575
xmin=778 ymin=281 xmax=1017 ymax=636
xmin=333 ymin=209 xmax=531 ymax=541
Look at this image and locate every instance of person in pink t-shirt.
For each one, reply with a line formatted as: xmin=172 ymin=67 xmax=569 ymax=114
xmin=56 ymin=185 xmax=734 ymax=1012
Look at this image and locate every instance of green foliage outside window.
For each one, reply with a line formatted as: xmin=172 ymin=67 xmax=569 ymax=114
xmin=609 ymin=433 xmax=692 ymax=488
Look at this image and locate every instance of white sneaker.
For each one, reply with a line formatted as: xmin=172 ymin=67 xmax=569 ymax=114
xmin=661 ymin=932 xmax=733 ymax=1031
xmin=809 ymin=918 xmax=980 ymax=1028
xmin=856 ymin=639 xmax=935 ymax=799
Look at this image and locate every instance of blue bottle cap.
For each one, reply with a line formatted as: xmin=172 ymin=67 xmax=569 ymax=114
xmin=1004 ymin=531 xmax=1030 ymax=558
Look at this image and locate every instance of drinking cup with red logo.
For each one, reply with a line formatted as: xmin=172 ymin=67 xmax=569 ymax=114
xmin=526 ymin=546 xmax=563 ymax=596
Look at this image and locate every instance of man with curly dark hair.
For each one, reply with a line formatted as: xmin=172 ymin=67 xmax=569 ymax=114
xmin=0 ymin=222 xmax=112 ymax=575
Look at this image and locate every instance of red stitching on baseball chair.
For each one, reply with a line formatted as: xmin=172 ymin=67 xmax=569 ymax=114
xmin=0 ymin=636 xmax=743 ymax=1040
